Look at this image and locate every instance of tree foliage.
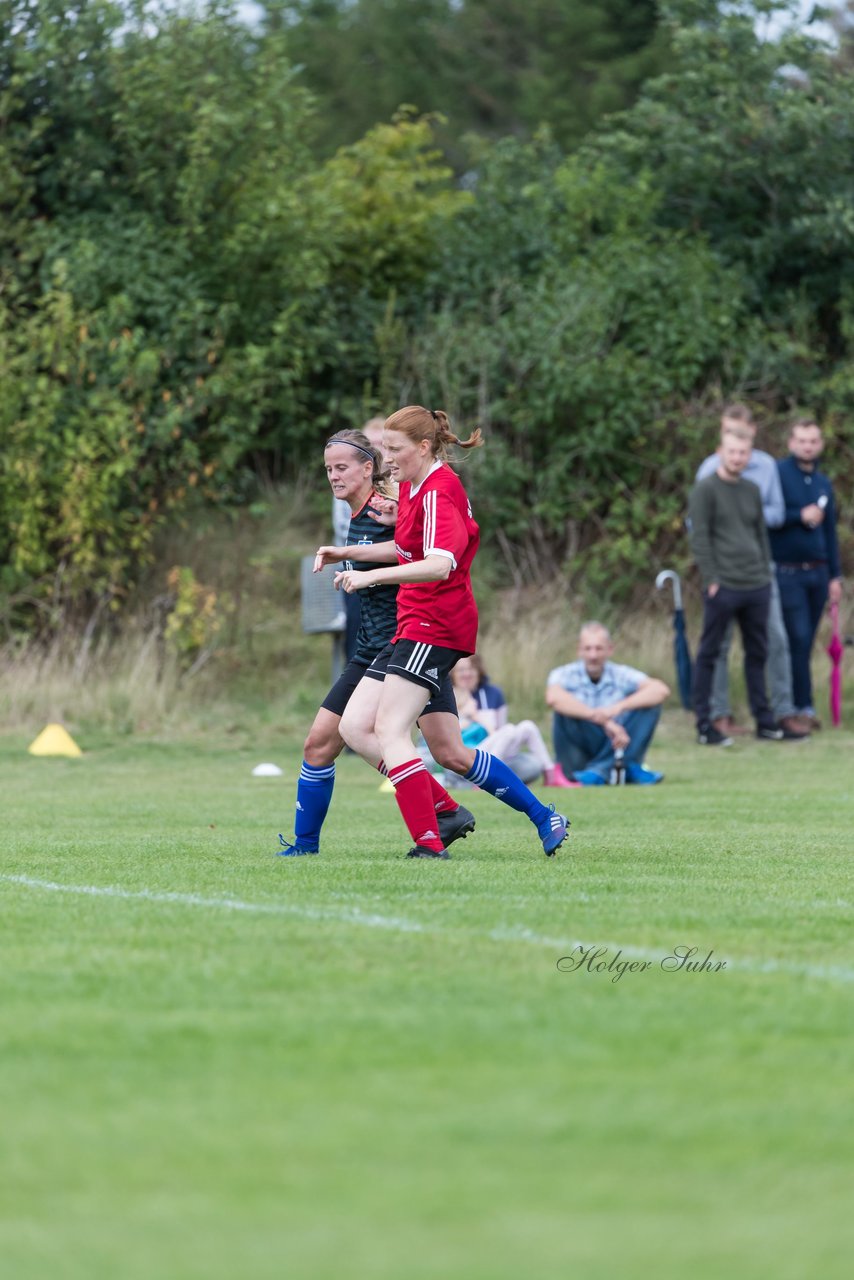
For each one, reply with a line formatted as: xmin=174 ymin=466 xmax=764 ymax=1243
xmin=1 ymin=0 xmax=853 ymax=624
xmin=0 ymin=3 xmax=464 ymax=617
xmin=268 ymin=0 xmax=669 ymax=160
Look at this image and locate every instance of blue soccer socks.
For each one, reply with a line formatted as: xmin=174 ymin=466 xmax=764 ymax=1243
xmin=465 ymin=749 xmax=551 ymax=828
xmin=291 ymin=760 xmax=336 ymax=853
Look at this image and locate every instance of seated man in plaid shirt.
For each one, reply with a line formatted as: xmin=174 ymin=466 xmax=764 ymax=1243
xmin=546 ymin=622 xmax=670 ymax=786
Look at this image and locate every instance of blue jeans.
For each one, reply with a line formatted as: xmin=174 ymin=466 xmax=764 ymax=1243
xmin=552 ymin=707 xmax=661 ymax=781
xmin=776 ymin=563 xmax=830 ymax=712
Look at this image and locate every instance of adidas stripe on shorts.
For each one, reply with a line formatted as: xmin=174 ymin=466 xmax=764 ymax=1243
xmin=366 ymin=638 xmax=467 ymax=702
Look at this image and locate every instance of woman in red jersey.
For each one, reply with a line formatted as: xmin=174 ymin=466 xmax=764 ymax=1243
xmin=328 ymin=406 xmax=570 ymax=860
xmin=279 ymin=427 xmax=477 ymax=856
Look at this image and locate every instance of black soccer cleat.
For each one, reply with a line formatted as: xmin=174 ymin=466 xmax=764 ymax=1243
xmin=436 ymin=804 xmax=476 ymax=848
xmin=406 ymin=844 xmax=451 ymax=860
xmin=697 ymin=724 xmax=734 ymax=747
xmin=756 ymin=725 xmax=784 ymax=741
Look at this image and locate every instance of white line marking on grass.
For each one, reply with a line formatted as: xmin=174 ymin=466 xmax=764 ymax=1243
xmin=0 ymin=874 xmax=425 ymax=933
xmin=3 ymin=874 xmax=853 ymax=984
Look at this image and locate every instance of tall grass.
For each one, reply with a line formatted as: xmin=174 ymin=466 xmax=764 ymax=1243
xmin=0 ymin=621 xmax=181 ymax=736
xmin=0 ymin=487 xmax=331 ymax=741
xmin=468 ymin=584 xmax=851 ymax=727
xmin=2 ymin=490 xmax=851 ymax=738
xmin=477 ymin=586 xmax=692 ymax=709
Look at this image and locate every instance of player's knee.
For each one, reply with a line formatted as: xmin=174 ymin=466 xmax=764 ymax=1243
xmin=338 ymin=719 xmax=360 ymax=752
xmin=434 ymin=742 xmax=474 ymax=775
xmin=372 ymin=727 xmax=398 ymax=760
xmin=373 ymin=711 xmax=403 ymax=753
xmin=339 ymin=714 xmax=369 ymax=756
xmin=303 ymin=728 xmax=340 ymax=767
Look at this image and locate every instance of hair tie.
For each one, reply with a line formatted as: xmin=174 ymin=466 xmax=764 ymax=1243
xmin=430 ymin=410 xmax=438 ymax=421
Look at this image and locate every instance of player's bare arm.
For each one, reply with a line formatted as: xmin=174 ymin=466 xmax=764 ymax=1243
xmin=313 ymin=540 xmax=399 ymax=573
xmin=335 ymin=553 xmax=451 ymax=594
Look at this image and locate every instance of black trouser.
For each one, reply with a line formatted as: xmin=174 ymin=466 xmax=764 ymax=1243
xmin=776 ymin=562 xmax=830 ymax=712
xmin=693 ymin=584 xmax=774 ymax=729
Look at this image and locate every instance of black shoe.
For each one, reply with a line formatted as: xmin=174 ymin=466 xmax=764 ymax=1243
xmin=697 ymin=724 xmax=734 ymax=746
xmin=777 ymin=716 xmax=811 ymax=740
xmin=437 ymin=804 xmax=475 ymax=848
xmin=756 ymin=724 xmax=784 ymax=741
xmin=406 ymin=845 xmax=450 ymax=860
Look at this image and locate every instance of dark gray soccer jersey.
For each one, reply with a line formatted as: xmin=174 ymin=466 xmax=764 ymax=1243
xmin=346 ymin=494 xmax=399 ymax=664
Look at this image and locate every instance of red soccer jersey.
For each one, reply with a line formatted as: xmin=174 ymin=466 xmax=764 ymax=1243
xmin=393 ymin=461 xmax=480 ymax=652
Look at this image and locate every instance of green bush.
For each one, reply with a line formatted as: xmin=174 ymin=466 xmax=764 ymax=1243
xmin=1 ymin=1 xmax=853 ymax=627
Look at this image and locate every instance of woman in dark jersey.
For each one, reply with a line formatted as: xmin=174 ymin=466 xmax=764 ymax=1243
xmin=277 ymin=429 xmax=472 ymax=856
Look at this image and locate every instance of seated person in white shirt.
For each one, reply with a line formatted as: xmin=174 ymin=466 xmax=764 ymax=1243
xmin=545 ymin=622 xmax=670 ymax=786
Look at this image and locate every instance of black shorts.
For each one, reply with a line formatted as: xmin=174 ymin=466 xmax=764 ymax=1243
xmin=320 ymin=658 xmax=372 ymax=718
xmin=364 ymin=639 xmax=463 ymax=714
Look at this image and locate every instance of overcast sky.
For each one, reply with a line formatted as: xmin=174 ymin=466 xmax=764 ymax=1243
xmin=233 ymin=1 xmax=839 ymax=43
xmin=759 ymin=0 xmax=838 ymax=42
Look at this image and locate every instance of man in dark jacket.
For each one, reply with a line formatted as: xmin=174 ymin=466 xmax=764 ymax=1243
xmin=688 ymin=425 xmax=786 ymax=745
xmin=770 ymin=419 xmax=843 ymax=727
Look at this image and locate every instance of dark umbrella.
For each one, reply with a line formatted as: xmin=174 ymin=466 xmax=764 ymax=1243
xmin=656 ymin=569 xmax=693 ymax=710
xmin=827 ymin=601 xmax=843 ymax=728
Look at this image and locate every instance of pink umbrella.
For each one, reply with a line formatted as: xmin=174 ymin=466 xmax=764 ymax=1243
xmin=827 ymin=602 xmax=843 ymax=728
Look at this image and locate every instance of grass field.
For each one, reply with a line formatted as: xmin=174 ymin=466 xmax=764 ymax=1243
xmin=1 ymin=715 xmax=852 ymax=1280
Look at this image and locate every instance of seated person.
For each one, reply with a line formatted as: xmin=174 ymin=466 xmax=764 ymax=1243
xmin=545 ymin=622 xmax=669 ymax=785
xmin=453 ymin=652 xmax=509 ymax=729
xmin=452 ymin=655 xmax=578 ymax=788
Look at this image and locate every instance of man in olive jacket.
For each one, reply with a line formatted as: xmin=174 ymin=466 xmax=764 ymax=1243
xmin=688 ymin=426 xmax=785 ymax=746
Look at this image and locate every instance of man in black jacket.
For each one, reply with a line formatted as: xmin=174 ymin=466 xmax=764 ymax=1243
xmin=770 ymin=419 xmax=843 ymax=727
